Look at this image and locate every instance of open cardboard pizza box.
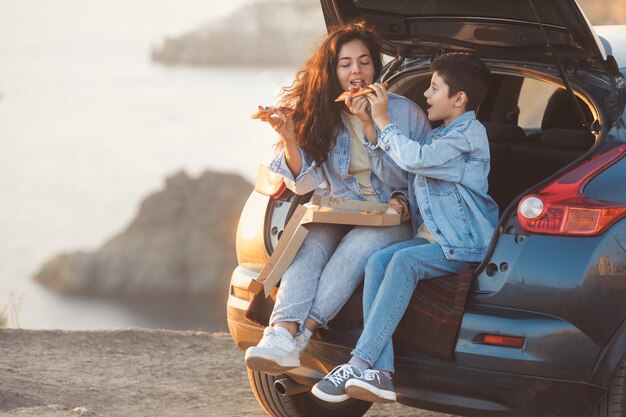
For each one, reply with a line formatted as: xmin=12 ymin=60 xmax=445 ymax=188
xmin=248 ymin=195 xmax=401 ymax=297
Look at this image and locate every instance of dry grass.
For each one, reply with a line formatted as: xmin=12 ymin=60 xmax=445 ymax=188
xmin=0 ymin=292 xmax=23 ymax=329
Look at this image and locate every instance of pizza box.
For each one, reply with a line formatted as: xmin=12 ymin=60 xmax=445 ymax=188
xmin=248 ymin=195 xmax=401 ymax=296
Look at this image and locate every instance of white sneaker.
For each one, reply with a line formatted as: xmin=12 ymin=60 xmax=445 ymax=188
xmin=245 ymin=327 xmax=301 ymax=375
xmin=294 ymin=331 xmax=311 ymax=356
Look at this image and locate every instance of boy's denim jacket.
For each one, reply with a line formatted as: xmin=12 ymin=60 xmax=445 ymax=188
xmin=269 ymin=94 xmax=431 ymax=203
xmin=375 ymin=111 xmax=499 ymax=262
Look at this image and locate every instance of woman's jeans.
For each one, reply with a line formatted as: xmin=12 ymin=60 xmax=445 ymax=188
xmin=270 ymin=222 xmax=412 ymax=332
xmin=351 ymin=239 xmax=467 ymax=373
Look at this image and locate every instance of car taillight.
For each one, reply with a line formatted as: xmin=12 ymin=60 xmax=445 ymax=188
xmin=518 ymin=144 xmax=626 ymax=236
xmin=255 ymin=164 xmax=286 ymax=198
xmin=482 ymin=334 xmax=525 ymax=348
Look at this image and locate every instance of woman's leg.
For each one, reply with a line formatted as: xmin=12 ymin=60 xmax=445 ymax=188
xmin=307 ymin=223 xmax=412 ymax=329
xmin=246 ymin=223 xmax=351 ymax=374
xmin=269 ymin=223 xmax=352 ymax=333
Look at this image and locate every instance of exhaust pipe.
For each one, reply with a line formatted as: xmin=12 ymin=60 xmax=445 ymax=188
xmin=274 ymin=377 xmax=310 ymax=396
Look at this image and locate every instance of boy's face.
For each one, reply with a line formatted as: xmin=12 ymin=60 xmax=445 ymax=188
xmin=424 ymin=71 xmax=464 ymax=126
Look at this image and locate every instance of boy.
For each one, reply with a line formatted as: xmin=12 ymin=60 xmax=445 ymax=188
xmin=311 ymin=53 xmax=499 ymax=404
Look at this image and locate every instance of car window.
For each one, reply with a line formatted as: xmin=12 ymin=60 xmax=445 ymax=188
xmin=517 ymin=78 xmax=558 ymax=130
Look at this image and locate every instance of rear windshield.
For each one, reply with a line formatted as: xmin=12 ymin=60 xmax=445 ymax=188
xmin=352 ymin=0 xmax=565 ymax=27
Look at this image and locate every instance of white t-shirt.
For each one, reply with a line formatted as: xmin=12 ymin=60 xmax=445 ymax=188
xmin=343 ymin=113 xmax=377 ymax=202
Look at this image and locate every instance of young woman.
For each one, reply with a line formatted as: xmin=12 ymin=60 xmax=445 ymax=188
xmin=244 ymin=21 xmax=430 ymax=375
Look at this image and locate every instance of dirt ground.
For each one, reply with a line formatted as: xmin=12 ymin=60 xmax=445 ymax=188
xmin=0 ymin=329 xmax=454 ymax=417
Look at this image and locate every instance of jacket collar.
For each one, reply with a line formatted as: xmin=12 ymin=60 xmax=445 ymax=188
xmin=431 ymin=111 xmax=476 ymax=137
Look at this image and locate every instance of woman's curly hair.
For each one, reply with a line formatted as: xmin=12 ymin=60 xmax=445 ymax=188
xmin=280 ymin=21 xmax=383 ymax=165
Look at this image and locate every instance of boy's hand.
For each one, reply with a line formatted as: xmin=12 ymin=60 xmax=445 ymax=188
xmin=366 ymin=83 xmax=392 ymax=129
xmin=388 ymin=197 xmax=411 ymax=223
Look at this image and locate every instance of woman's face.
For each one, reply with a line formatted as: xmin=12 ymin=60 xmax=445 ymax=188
xmin=336 ymin=39 xmax=375 ymax=92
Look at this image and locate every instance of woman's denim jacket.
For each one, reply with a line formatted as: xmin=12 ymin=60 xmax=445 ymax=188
xmin=269 ymin=94 xmax=431 ymax=203
xmin=375 ymin=111 xmax=499 ymax=262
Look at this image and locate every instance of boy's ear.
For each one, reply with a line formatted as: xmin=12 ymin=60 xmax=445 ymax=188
xmin=454 ymin=91 xmax=469 ymax=108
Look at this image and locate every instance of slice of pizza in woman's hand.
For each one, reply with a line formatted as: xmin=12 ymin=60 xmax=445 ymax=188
xmin=251 ymin=104 xmax=294 ymax=122
xmin=335 ymin=81 xmax=389 ymax=102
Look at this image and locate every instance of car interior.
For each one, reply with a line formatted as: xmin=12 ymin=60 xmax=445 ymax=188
xmin=390 ymin=72 xmax=598 ymax=214
xmin=320 ymin=72 xmax=600 ymax=336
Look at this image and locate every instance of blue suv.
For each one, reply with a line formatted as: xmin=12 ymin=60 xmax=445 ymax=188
xmin=227 ymin=1 xmax=626 ymax=416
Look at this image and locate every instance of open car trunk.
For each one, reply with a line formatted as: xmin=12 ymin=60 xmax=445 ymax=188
xmin=247 ymin=66 xmax=599 ymax=361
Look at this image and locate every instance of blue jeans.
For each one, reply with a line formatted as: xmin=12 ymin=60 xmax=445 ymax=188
xmin=351 ymin=239 xmax=467 ymax=372
xmin=270 ymin=222 xmax=412 ymax=332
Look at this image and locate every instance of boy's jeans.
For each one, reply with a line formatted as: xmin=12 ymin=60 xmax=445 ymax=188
xmin=270 ymin=222 xmax=412 ymax=331
xmin=351 ymin=239 xmax=467 ymax=373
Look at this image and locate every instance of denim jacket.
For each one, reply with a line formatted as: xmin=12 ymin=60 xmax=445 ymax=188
xmin=269 ymin=94 xmax=431 ymax=203
xmin=376 ymin=111 xmax=499 ymax=262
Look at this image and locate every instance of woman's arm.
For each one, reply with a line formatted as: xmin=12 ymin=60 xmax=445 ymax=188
xmin=269 ymin=147 xmax=326 ymax=195
xmin=267 ymin=114 xmax=301 ymax=177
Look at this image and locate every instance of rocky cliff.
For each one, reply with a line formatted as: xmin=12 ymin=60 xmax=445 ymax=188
xmin=34 ymin=171 xmax=252 ymax=298
xmin=150 ymin=0 xmax=326 ymax=67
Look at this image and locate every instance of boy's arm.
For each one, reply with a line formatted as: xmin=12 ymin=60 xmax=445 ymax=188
xmin=367 ymin=83 xmax=472 ymax=180
xmin=376 ymin=124 xmax=472 ymax=181
xmin=365 ymin=88 xmax=430 ymax=188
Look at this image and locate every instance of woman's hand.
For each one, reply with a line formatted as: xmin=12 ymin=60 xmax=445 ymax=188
xmin=366 ymin=83 xmax=392 ymax=129
xmin=267 ymin=112 xmax=296 ymax=146
xmin=267 ymin=111 xmax=301 ymax=177
xmin=345 ymin=93 xmax=378 ymax=144
xmin=345 ymin=93 xmax=373 ymax=125
xmin=388 ymin=196 xmax=411 ymax=223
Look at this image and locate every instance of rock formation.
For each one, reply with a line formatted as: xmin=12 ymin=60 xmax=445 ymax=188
xmin=34 ymin=171 xmax=253 ymax=298
xmin=151 ymin=0 xmax=325 ymax=67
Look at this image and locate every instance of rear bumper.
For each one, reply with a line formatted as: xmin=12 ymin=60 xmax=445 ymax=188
xmin=227 ymin=303 xmax=606 ymax=417
xmin=228 ymin=266 xmax=606 ymax=417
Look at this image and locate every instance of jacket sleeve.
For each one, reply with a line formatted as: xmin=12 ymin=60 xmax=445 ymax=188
xmin=366 ymin=99 xmax=431 ymax=189
xmin=268 ymin=146 xmax=326 ymax=195
xmin=377 ymin=124 xmax=472 ymax=182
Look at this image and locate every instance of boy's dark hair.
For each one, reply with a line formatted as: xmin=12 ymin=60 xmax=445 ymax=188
xmin=430 ymin=53 xmax=490 ymax=111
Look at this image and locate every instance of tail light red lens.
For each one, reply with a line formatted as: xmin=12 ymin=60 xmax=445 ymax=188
xmin=255 ymin=164 xmax=286 ymax=198
xmin=482 ymin=334 xmax=525 ymax=348
xmin=518 ymin=144 xmax=626 ymax=236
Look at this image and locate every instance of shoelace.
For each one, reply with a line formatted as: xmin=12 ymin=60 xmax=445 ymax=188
xmin=326 ymin=364 xmax=361 ymax=387
xmin=260 ymin=329 xmax=290 ymax=348
xmin=361 ymin=369 xmax=382 ymax=383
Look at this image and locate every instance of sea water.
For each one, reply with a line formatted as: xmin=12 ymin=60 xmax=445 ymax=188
xmin=0 ymin=0 xmax=295 ymax=329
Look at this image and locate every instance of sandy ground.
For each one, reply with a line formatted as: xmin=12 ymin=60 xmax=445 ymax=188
xmin=0 ymin=329 xmax=454 ymax=417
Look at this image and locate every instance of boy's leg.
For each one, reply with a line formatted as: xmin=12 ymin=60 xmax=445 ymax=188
xmin=362 ymin=239 xmax=426 ymax=331
xmin=246 ymin=223 xmax=350 ymax=375
xmin=352 ymin=243 xmax=466 ymax=371
xmin=307 ymin=223 xmax=412 ymax=329
xmin=354 ymin=239 xmax=427 ymax=375
xmin=346 ymin=243 xmax=466 ymax=402
xmin=310 ymin=236 xmax=416 ymax=403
